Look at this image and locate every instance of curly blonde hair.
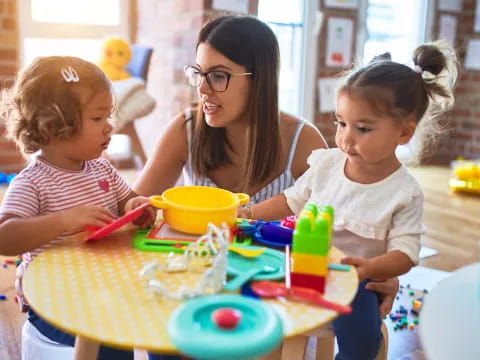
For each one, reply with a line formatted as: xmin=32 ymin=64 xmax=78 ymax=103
xmin=1 ymin=56 xmax=111 ymax=154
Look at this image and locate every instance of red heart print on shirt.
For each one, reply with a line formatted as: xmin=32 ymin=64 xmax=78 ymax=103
xmin=98 ymin=179 xmax=110 ymax=192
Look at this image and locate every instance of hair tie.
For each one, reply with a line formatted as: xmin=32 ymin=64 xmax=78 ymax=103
xmin=61 ymin=67 xmax=79 ymax=83
xmin=413 ymin=65 xmax=423 ymax=74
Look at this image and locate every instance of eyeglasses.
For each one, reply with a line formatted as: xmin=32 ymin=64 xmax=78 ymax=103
xmin=184 ymin=65 xmax=252 ymax=92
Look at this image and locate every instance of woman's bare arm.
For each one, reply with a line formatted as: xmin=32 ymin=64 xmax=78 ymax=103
xmin=133 ymin=112 xmax=189 ymax=196
xmin=289 ymin=120 xmax=328 ymax=179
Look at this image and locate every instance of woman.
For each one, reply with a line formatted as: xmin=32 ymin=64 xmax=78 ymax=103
xmin=138 ymin=15 xmax=398 ymax=360
xmin=134 ymin=15 xmax=326 ymax=202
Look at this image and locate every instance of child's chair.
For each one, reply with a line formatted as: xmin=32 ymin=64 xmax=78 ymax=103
xmin=21 ymin=320 xmax=73 ymax=360
xmin=126 ymin=44 xmax=153 ymax=82
xmin=111 ymin=43 xmax=154 ymax=168
xmin=280 ymin=322 xmax=388 ymax=360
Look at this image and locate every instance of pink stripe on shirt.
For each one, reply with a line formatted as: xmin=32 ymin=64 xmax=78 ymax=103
xmin=0 ymin=157 xmax=131 ymax=269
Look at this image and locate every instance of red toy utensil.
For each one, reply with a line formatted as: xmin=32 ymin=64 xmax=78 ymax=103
xmin=251 ymin=280 xmax=352 ymax=314
xmin=85 ymin=202 xmax=150 ymax=242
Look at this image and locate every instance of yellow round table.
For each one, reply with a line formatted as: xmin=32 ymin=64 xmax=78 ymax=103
xmin=23 ymin=230 xmax=358 ymax=358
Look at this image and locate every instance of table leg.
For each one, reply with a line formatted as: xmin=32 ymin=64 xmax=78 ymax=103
xmin=281 ymin=336 xmax=309 ymax=360
xmin=74 ymin=336 xmax=100 ymax=360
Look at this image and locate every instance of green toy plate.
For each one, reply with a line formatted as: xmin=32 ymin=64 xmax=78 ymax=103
xmin=132 ymin=228 xmax=193 ymax=253
xmin=167 ymin=294 xmax=283 ymax=359
xmin=227 ymin=246 xmax=285 ymax=281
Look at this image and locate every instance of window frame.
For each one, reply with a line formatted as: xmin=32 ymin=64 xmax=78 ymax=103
xmin=17 ymin=0 xmax=131 ymax=66
xmin=356 ymin=0 xmax=435 ymax=64
xmin=299 ymin=0 xmax=321 ymax=122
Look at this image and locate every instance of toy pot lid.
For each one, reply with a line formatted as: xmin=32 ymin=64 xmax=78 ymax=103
xmin=167 ymin=294 xmax=283 ymax=359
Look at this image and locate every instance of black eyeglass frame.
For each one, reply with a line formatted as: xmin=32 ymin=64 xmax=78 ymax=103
xmin=183 ymin=65 xmax=252 ymax=92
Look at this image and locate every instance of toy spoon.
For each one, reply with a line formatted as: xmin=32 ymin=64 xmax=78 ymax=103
xmin=227 ymin=245 xmax=266 ymax=258
xmin=224 ymin=265 xmax=277 ymax=292
xmin=251 ymin=280 xmax=352 ymax=314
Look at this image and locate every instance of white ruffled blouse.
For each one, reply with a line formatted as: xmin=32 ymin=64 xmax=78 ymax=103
xmin=284 ymin=148 xmax=423 ymax=264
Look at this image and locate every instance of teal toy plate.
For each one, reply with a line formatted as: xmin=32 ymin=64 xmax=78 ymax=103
xmin=227 ymin=246 xmax=285 ymax=280
xmin=167 ymin=294 xmax=283 ymax=359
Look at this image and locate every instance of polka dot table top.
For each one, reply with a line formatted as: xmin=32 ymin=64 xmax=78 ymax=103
xmin=23 ymin=231 xmax=358 ymax=352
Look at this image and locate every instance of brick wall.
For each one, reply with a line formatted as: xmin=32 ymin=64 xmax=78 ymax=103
xmin=0 ymin=0 xmax=26 ymax=174
xmin=133 ymin=0 xmax=205 ymax=155
xmin=434 ymin=0 xmax=480 ymax=162
xmin=313 ymin=2 xmax=357 ymax=147
xmin=313 ymin=0 xmax=480 ymax=162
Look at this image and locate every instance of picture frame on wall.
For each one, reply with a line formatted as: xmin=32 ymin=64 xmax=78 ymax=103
xmin=475 ymin=0 xmax=480 ymax=32
xmin=325 ymin=17 xmax=354 ymax=67
xmin=324 ymin=0 xmax=359 ymax=9
xmin=438 ymin=0 xmax=463 ymax=12
xmin=212 ymin=0 xmax=249 ymax=14
xmin=438 ymin=14 xmax=457 ymax=45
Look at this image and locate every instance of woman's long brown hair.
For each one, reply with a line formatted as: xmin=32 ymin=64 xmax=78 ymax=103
xmin=189 ymin=15 xmax=281 ymax=190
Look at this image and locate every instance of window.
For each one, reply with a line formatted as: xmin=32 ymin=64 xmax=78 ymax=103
xmin=361 ymin=0 xmax=431 ymax=65
xmin=18 ymin=0 xmax=131 ymax=66
xmin=258 ymin=0 xmax=319 ymax=120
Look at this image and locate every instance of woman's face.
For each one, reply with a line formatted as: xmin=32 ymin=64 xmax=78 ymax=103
xmin=195 ymin=42 xmax=251 ymax=128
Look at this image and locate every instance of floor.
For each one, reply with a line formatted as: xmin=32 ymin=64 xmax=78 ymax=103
xmin=0 ymin=165 xmax=478 ymax=360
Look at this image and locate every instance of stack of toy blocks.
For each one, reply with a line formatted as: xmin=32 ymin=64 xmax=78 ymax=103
xmin=291 ymin=203 xmax=333 ymax=295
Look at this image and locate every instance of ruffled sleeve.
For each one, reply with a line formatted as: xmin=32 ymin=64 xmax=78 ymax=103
xmin=386 ymin=191 xmax=424 ymax=265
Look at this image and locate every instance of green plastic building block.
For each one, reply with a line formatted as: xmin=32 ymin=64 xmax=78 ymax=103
xmin=292 ymin=204 xmax=330 ymax=256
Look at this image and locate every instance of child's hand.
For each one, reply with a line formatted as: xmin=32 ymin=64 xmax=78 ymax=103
xmin=125 ymin=196 xmax=149 ymax=213
xmin=340 ymin=256 xmax=373 ymax=282
xmin=125 ymin=196 xmax=156 ymax=228
xmin=366 ymin=277 xmax=399 ymax=318
xmin=60 ymin=205 xmax=115 ymax=233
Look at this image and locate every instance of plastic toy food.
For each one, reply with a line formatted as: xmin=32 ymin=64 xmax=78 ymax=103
xmin=212 ymin=308 xmax=242 ymax=330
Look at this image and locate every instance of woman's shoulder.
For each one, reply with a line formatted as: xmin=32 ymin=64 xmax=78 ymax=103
xmin=281 ymin=113 xmax=328 ymax=178
xmin=166 ymin=110 xmax=191 ymax=138
xmin=280 ymin=113 xmax=326 ymax=147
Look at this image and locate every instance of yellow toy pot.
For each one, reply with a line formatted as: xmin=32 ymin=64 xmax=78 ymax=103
xmin=149 ymin=186 xmax=250 ymax=235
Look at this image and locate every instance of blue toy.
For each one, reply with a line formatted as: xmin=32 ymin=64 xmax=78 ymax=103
xmin=235 ymin=220 xmax=293 ymax=247
xmin=0 ymin=172 xmax=17 ymax=184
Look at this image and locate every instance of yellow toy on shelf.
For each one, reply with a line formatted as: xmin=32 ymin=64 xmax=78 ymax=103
xmin=449 ymin=159 xmax=480 ymax=195
xmin=98 ymin=37 xmax=132 ymax=81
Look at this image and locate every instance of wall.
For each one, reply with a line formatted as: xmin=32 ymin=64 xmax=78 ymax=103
xmin=436 ymin=0 xmax=480 ymax=161
xmin=133 ymin=0 xmax=204 ymax=157
xmin=134 ymin=0 xmax=258 ymax=157
xmin=0 ymin=0 xmax=26 ymax=174
xmin=313 ymin=2 xmax=357 ymax=148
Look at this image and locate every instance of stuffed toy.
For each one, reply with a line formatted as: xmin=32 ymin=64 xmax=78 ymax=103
xmin=98 ymin=37 xmax=132 ymax=81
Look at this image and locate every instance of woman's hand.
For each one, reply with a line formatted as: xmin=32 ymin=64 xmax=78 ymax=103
xmin=365 ymin=277 xmax=399 ymax=318
xmin=237 ymin=207 xmax=250 ymax=219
